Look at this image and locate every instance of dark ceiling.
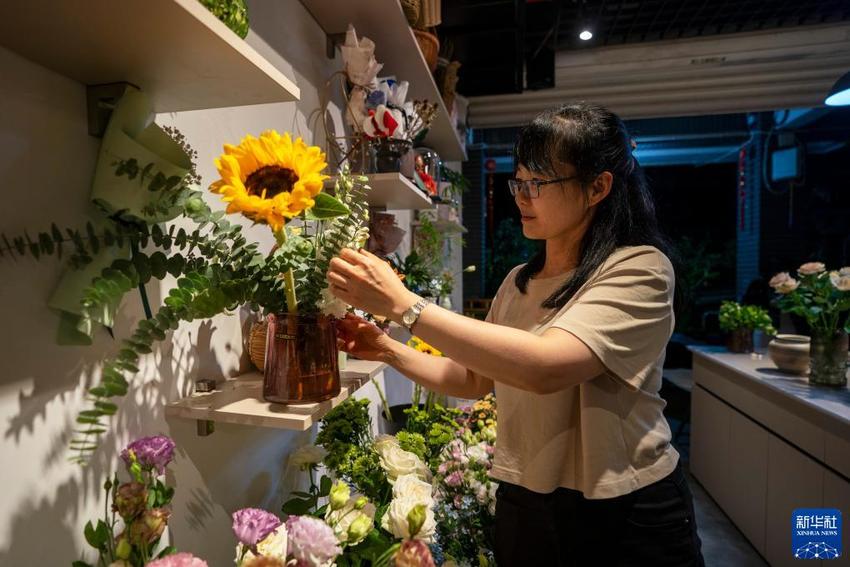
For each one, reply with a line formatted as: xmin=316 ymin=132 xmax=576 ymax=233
xmin=440 ymin=0 xmax=850 ymax=96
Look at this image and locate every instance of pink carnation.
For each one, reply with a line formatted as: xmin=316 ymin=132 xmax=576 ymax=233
xmin=146 ymin=552 xmax=208 ymax=567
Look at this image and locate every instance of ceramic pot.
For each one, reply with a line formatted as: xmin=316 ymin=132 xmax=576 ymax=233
xmin=767 ymin=334 xmax=810 ymax=375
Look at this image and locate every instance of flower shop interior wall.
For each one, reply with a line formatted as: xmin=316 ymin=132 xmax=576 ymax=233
xmin=0 ymin=1 xmax=392 ymax=564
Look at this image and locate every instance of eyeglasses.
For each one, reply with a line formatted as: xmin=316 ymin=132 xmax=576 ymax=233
xmin=507 ymin=176 xmax=578 ymax=199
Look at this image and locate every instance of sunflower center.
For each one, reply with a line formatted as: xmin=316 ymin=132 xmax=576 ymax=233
xmin=245 ymin=165 xmax=298 ymax=198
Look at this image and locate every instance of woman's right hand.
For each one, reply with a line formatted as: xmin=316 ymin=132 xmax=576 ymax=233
xmin=336 ymin=313 xmax=396 ymax=363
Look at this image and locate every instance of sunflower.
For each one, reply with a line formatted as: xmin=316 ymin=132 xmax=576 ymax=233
xmin=407 ymin=336 xmax=443 ymax=357
xmin=210 ymin=130 xmax=329 ymax=231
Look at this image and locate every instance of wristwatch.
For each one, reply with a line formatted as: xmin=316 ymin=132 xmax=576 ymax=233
xmin=401 ymin=297 xmax=429 ymax=331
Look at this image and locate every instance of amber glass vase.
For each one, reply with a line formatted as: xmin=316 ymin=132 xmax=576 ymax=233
xmin=263 ymin=313 xmax=340 ymax=404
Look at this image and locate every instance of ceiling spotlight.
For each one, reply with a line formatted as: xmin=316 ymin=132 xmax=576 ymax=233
xmin=579 ymin=30 xmax=593 ymax=41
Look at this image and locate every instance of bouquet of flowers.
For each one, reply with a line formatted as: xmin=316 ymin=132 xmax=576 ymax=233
xmin=73 ymin=435 xmax=207 ymax=567
xmin=432 ymin=395 xmax=498 ymax=566
xmin=769 ymin=262 xmax=850 ymax=337
xmin=3 ymin=108 xmax=371 ymax=461
xmin=230 ymin=398 xmax=439 ymax=566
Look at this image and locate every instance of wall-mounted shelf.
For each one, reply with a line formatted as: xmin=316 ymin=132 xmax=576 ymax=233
xmin=0 ymin=0 xmax=300 ymax=112
xmin=329 ymin=173 xmax=434 ymax=210
xmin=301 ymin=0 xmax=466 ymax=161
xmin=165 ymin=360 xmax=386 ymax=432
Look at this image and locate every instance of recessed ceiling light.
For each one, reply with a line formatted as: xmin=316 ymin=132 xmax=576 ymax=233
xmin=579 ymin=30 xmax=593 ymax=41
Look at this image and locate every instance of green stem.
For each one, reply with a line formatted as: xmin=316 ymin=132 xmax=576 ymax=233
xmin=375 ymin=542 xmax=402 ymax=567
xmin=371 ymin=377 xmax=393 ymax=422
xmin=274 ymin=228 xmax=298 ymax=314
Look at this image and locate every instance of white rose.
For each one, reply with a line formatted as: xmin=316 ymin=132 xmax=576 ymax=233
xmin=318 ymin=287 xmax=349 ymax=318
xmin=377 ymin=443 xmax=431 ymax=484
xmin=467 ymin=443 xmax=490 ymax=466
xmin=839 ymin=267 xmax=850 ymax=277
xmin=798 ymin=262 xmax=826 ymax=275
xmin=392 ymin=473 xmax=434 ymax=504
xmin=289 ymin=444 xmax=328 ymax=469
xmin=374 ymin=434 xmax=400 ymax=452
xmin=769 ymin=272 xmax=799 ymax=294
xmin=830 ymin=271 xmax=850 ymax=292
xmin=380 ymin=496 xmax=436 ymax=542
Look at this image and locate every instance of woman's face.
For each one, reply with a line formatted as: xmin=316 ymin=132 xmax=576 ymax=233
xmin=513 ymin=164 xmax=590 ymax=241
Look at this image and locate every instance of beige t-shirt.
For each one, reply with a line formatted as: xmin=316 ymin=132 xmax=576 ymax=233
xmin=487 ymin=245 xmax=678 ymax=499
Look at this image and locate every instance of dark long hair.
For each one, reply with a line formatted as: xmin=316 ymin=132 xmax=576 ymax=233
xmin=514 ymin=102 xmax=674 ymax=309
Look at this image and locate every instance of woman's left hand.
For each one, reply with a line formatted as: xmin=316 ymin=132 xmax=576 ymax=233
xmin=327 ymin=248 xmax=419 ymax=322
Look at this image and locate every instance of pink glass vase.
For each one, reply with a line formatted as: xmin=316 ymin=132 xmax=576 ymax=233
xmin=263 ymin=313 xmax=340 ymax=403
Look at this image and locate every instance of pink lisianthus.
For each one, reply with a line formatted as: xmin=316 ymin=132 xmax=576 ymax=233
xmin=145 ymin=552 xmax=208 ymax=567
xmin=121 ymin=435 xmax=176 ymax=475
xmin=444 ymin=471 xmax=463 ymax=487
xmin=393 ymin=539 xmax=436 ymax=567
xmin=232 ymin=508 xmax=282 ymax=548
xmin=285 ymin=515 xmax=341 ymax=566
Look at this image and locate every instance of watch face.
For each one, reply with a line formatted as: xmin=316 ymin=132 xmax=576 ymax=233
xmin=403 ymin=311 xmax=415 ymax=326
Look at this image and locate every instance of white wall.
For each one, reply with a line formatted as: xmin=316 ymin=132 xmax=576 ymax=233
xmin=0 ymin=2 xmax=388 ymax=565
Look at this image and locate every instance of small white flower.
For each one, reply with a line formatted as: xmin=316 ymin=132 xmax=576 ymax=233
xmin=257 ymin=525 xmax=288 ymax=560
xmin=318 ymin=287 xmax=349 ymax=318
xmin=289 ymin=444 xmax=327 ymax=469
xmin=466 ymin=442 xmax=490 ymax=466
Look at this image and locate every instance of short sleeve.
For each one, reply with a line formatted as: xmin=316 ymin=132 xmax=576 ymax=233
xmin=485 ymin=265 xmax=523 ymax=324
xmin=549 ymin=248 xmax=675 ymax=390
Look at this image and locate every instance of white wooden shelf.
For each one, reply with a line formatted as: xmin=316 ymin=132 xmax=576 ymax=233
xmin=0 ymin=0 xmax=300 ymax=112
xmin=165 ymin=360 xmax=386 ymax=431
xmin=301 ymin=0 xmax=467 ymax=161
xmin=329 ymin=173 xmax=434 ymax=210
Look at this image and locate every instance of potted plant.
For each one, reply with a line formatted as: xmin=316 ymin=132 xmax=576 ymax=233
xmin=769 ymin=263 xmax=850 ymax=386
xmin=718 ymin=301 xmax=776 ymax=353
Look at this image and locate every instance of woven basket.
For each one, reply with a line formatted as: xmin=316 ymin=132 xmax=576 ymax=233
xmin=413 ymin=29 xmax=440 ymax=73
xmin=401 ymin=0 xmax=420 ymax=26
xmin=248 ymin=320 xmax=268 ymax=371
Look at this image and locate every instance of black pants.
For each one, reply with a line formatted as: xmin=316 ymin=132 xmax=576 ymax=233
xmin=494 ymin=463 xmax=705 ymax=566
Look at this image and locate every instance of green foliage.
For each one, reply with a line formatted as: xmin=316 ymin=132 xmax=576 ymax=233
xmin=486 ymin=218 xmax=540 ymax=296
xmin=395 ymin=430 xmax=427 ymax=461
xmin=718 ymin=301 xmax=776 ymax=334
xmin=404 ymin=403 xmax=462 ymax=467
xmin=440 ymin=167 xmax=469 ymax=203
xmin=413 ymin=215 xmax=443 ymax=274
xmin=389 ymin=251 xmax=437 ymax=298
xmin=199 ymin=0 xmax=249 ymax=38
xmin=316 ymin=398 xmax=391 ymax=502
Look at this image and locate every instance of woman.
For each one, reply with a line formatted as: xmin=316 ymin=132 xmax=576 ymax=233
xmin=326 ymin=103 xmax=704 ymax=566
